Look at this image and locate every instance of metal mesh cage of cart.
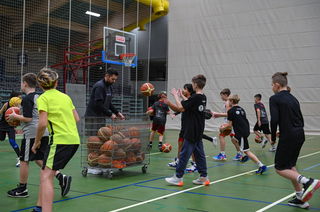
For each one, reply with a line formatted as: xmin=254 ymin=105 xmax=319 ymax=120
xmin=80 ymin=115 xmax=150 ymax=179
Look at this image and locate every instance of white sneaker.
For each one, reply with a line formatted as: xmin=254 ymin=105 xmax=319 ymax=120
xmin=261 ymin=139 xmax=268 ymax=148
xmin=185 ymin=162 xmax=198 ymax=172
xmin=269 ymin=146 xmax=276 ymax=152
xmin=165 ymin=175 xmax=183 ymax=186
xmin=192 ymin=176 xmax=210 ymax=186
xmin=168 ymin=158 xmax=179 ymax=168
xmin=212 ymin=137 xmax=217 ymax=147
xmin=16 ymin=158 xmax=20 ymax=167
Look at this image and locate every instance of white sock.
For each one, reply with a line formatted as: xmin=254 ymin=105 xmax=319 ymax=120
xmin=237 ymin=151 xmax=242 ymax=154
xmin=297 ymin=175 xmax=309 ymax=184
xmin=221 ymin=151 xmax=225 ymax=155
xmin=296 ymin=190 xmax=303 ymax=200
xmin=257 ymin=161 xmax=263 ymax=167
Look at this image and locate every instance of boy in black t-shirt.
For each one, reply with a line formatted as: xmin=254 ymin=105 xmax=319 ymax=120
xmin=165 ymin=75 xmax=209 ymax=186
xmin=253 ymin=94 xmax=276 ymax=151
xmin=227 ymin=95 xmax=267 ymax=175
xmin=147 ymin=91 xmax=171 ymax=151
xmin=270 ymin=72 xmax=319 ymax=208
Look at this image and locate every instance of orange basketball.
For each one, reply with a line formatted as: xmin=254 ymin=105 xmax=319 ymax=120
xmin=219 ymin=123 xmax=232 ymax=136
xmin=112 ymin=160 xmax=126 ymax=169
xmin=100 ymin=140 xmax=118 ymax=156
xmin=87 ymin=136 xmax=103 ymax=151
xmin=255 ymin=135 xmax=262 ymax=143
xmin=98 ymin=154 xmax=112 ymax=167
xmin=5 ymin=107 xmax=20 ymax=127
xmin=131 ymin=138 xmax=142 ymax=150
xmin=128 ymin=127 xmax=140 ymax=138
xmin=161 ymin=143 xmax=172 ymax=153
xmin=114 ymin=148 xmax=126 ymax=160
xmin=140 ymin=82 xmax=155 ymax=96
xmin=87 ymin=152 xmax=100 ymax=167
xmin=97 ymin=126 xmax=112 ymax=141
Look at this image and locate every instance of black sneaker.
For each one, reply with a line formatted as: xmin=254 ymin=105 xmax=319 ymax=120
xmin=7 ymin=185 xmax=29 ymax=198
xmin=288 ymin=197 xmax=309 ymax=209
xmin=59 ymin=175 xmax=72 ymax=197
xmin=302 ymin=178 xmax=320 ymax=202
xmin=158 ymin=143 xmax=163 ymax=152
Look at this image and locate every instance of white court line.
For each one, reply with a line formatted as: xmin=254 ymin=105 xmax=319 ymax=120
xmin=256 ymin=192 xmax=295 ymax=212
xmin=110 ymin=150 xmax=320 ymax=212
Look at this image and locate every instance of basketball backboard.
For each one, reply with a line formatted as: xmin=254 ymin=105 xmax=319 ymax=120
xmin=102 ymin=27 xmax=137 ymax=67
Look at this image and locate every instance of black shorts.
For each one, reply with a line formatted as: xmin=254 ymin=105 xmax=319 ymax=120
xmin=0 ymin=128 xmax=15 ymax=141
xmin=253 ymin=123 xmax=271 ymax=134
xmin=20 ymin=137 xmax=49 ymax=162
xmin=275 ymin=131 xmax=305 ymax=170
xmin=234 ymin=135 xmax=250 ymax=152
xmin=42 ymin=143 xmax=79 ymax=170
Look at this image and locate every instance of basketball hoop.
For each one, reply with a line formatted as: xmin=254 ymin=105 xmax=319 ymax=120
xmin=119 ymin=53 xmax=136 ymax=67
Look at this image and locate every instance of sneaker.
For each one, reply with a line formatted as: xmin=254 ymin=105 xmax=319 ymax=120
xmin=261 ymin=139 xmax=268 ymax=149
xmin=212 ymin=137 xmax=218 ymax=147
xmin=186 ymin=162 xmax=197 ymax=172
xmin=158 ymin=143 xmax=163 ymax=152
xmin=59 ymin=175 xmax=72 ymax=197
xmin=301 ymin=178 xmax=320 ymax=202
xmin=192 ymin=177 xmax=210 ymax=186
xmin=7 ymin=185 xmax=29 ymax=198
xmin=165 ymin=175 xmax=183 ymax=186
xmin=233 ymin=153 xmax=242 ymax=161
xmin=239 ymin=155 xmax=249 ymax=163
xmin=147 ymin=143 xmax=152 ymax=150
xmin=213 ymin=153 xmax=227 ymax=161
xmin=288 ymin=197 xmax=310 ymax=209
xmin=16 ymin=158 xmax=20 ymax=167
xmin=269 ymin=146 xmax=276 ymax=152
xmin=168 ymin=158 xmax=179 ymax=168
xmin=31 ymin=207 xmax=42 ymax=212
xmin=255 ymin=165 xmax=267 ymax=175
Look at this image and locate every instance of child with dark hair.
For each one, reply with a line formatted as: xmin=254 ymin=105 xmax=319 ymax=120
xmin=7 ymin=73 xmax=71 ymax=200
xmin=147 ymin=91 xmax=171 ymax=151
xmin=253 ymin=93 xmax=276 ymax=151
xmin=165 ymin=75 xmax=210 ymax=186
xmin=0 ymin=91 xmax=22 ymax=167
xmin=270 ymin=72 xmax=319 ymax=208
xmin=168 ymin=83 xmax=216 ymax=173
xmin=227 ymin=94 xmax=267 ymax=174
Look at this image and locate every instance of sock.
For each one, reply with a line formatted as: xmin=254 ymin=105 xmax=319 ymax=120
xmin=297 ymin=175 xmax=309 ymax=184
xmin=237 ymin=151 xmax=242 ymax=155
xmin=34 ymin=206 xmax=42 ymax=212
xmin=257 ymin=161 xmax=264 ymax=167
xmin=9 ymin=139 xmax=20 ymax=157
xmin=158 ymin=142 xmax=163 ymax=146
xmin=296 ymin=190 xmax=303 ymax=200
xmin=19 ymin=183 xmax=27 ymax=189
xmin=221 ymin=151 xmax=225 ymax=155
xmin=55 ymin=173 xmax=63 ymax=182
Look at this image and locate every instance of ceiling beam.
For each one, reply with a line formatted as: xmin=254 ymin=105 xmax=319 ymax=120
xmin=0 ymin=5 xmax=19 ymax=17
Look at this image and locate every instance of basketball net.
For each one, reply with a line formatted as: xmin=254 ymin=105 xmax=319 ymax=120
xmin=120 ymin=53 xmax=136 ymax=67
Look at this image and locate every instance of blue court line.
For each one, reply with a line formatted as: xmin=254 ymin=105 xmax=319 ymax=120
xmin=11 ymin=177 xmax=166 ymax=212
xmin=303 ymin=163 xmax=320 ymax=171
xmin=134 ymin=184 xmax=320 ymax=211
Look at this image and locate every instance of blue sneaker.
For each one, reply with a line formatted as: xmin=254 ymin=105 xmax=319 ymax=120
xmin=168 ymin=158 xmax=179 ymax=168
xmin=256 ymin=165 xmax=267 ymax=175
xmin=232 ymin=153 xmax=242 ymax=161
xmin=213 ymin=153 xmax=227 ymax=161
xmin=185 ymin=162 xmax=198 ymax=172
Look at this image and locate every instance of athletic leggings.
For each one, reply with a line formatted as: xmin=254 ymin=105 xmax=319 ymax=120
xmin=0 ymin=128 xmax=20 ymax=157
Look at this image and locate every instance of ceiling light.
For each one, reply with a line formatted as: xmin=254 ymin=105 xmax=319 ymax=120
xmin=85 ymin=11 xmax=100 ymax=17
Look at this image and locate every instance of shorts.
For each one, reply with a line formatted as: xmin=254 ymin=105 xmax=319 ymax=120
xmin=275 ymin=131 xmax=305 ymax=170
xmin=0 ymin=128 xmax=15 ymax=141
xmin=253 ymin=123 xmax=271 ymax=134
xmin=234 ymin=135 xmax=250 ymax=152
xmin=151 ymin=123 xmax=165 ymax=135
xmin=20 ymin=137 xmax=49 ymax=162
xmin=43 ymin=143 xmax=79 ymax=170
xmin=219 ymin=128 xmax=235 ymax=137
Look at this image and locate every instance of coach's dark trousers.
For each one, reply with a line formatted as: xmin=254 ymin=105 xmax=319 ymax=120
xmin=176 ymin=139 xmax=207 ymax=178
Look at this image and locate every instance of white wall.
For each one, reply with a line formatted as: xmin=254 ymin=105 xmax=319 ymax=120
xmin=167 ymin=0 xmax=320 ymax=133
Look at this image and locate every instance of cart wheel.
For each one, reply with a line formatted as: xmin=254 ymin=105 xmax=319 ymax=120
xmin=142 ymin=165 xmax=147 ymax=174
xmin=82 ymin=168 xmax=88 ymax=177
xmin=107 ymin=170 xmax=113 ymax=179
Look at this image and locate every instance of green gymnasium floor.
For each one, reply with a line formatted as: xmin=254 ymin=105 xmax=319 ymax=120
xmin=1 ymin=130 xmax=319 ymax=212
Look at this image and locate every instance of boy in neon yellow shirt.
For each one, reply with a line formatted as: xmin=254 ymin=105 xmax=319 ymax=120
xmin=32 ymin=68 xmax=80 ymax=212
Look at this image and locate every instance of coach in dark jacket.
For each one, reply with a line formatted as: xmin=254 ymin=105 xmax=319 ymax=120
xmin=85 ymin=68 xmax=125 ymax=120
